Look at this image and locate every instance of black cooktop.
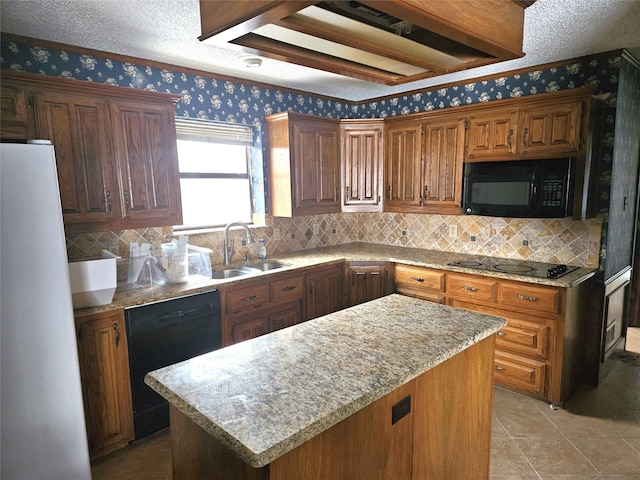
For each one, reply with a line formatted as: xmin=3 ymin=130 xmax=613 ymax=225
xmin=446 ymin=257 xmax=579 ymax=279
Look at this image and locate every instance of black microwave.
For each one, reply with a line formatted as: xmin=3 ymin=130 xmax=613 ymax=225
xmin=462 ymin=158 xmax=574 ymax=218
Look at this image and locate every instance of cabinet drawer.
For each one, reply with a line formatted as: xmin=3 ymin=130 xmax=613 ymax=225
xmin=395 ymin=265 xmax=445 ymax=291
xmin=494 ymin=351 xmax=546 ymax=396
xmin=496 ymin=318 xmax=549 ymax=360
xmin=446 ymin=274 xmax=497 ymax=302
xmin=270 ymin=275 xmax=304 ymax=303
xmin=226 ymin=283 xmax=269 ymax=315
xmin=499 ymin=283 xmax=560 ymax=314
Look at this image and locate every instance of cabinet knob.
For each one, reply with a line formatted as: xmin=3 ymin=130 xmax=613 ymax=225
xmin=507 ymin=129 xmax=513 ymax=149
xmin=496 ymin=331 xmax=507 ymax=337
xmin=522 ymin=127 xmax=529 ymax=145
xmin=410 ymin=277 xmax=425 ymax=283
xmin=461 ymin=285 xmax=479 ymax=292
xmin=495 ymin=366 xmax=506 ymax=372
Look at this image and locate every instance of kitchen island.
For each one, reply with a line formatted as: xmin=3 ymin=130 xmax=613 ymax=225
xmin=146 ymin=294 xmax=506 ymax=480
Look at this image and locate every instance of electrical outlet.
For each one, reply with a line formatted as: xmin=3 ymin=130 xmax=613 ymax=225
xmin=273 ymin=228 xmax=280 ymax=241
xmin=313 ymin=223 xmax=319 ymax=235
xmin=448 ymin=224 xmax=457 ymax=238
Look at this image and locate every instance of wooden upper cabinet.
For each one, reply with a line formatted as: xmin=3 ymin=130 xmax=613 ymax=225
xmin=0 ymin=71 xmax=182 ymax=233
xmin=465 ymin=91 xmax=586 ymax=161
xmin=385 ymin=113 xmax=465 ymax=214
xmin=111 ymin=100 xmax=182 ymax=227
xmin=0 ymin=82 xmax=33 ymax=140
xmin=340 ymin=120 xmax=384 ymax=212
xmin=423 ymin=116 xmax=465 ymax=213
xmin=33 ymin=91 xmax=117 ymax=226
xmin=465 ymin=107 xmax=519 ymax=160
xmin=266 ymin=112 xmax=340 ymax=217
xmin=385 ymin=119 xmax=423 ymax=210
xmin=520 ymin=101 xmax=582 ymax=156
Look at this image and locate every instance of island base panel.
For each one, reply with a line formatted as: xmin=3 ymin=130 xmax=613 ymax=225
xmin=169 ymin=335 xmax=495 ymax=480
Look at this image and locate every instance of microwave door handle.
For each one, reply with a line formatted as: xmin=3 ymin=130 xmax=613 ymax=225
xmin=531 ymin=183 xmax=538 ymax=205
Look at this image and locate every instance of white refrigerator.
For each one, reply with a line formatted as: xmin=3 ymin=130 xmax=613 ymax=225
xmin=1 ymin=142 xmax=91 ymax=479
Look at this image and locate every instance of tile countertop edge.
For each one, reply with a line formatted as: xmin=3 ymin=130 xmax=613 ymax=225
xmin=74 ymin=242 xmax=599 ymax=315
xmin=144 ymin=294 xmax=507 ymax=468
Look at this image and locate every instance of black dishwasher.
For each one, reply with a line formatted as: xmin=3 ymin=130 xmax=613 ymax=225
xmin=125 ymin=290 xmax=221 ymax=439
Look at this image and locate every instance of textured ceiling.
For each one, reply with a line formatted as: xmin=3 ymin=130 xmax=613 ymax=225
xmin=1 ymin=0 xmax=640 ymax=102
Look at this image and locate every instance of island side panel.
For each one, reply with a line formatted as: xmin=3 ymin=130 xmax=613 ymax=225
xmin=413 ymin=335 xmax=496 ymax=480
xmin=269 ymin=381 xmax=415 ymax=480
xmin=169 ymin=406 xmax=268 ymax=480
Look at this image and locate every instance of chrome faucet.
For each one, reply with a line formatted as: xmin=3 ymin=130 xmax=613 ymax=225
xmin=223 ymin=222 xmax=254 ymax=265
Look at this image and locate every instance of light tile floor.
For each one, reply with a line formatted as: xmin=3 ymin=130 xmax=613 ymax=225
xmin=92 ymin=351 xmax=640 ymax=480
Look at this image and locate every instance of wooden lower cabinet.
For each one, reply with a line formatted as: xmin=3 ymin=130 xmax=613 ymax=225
xmin=75 ymin=309 xmax=134 ymax=459
xmin=305 ymin=263 xmax=345 ymax=320
xmin=394 ymin=264 xmax=445 ymax=304
xmin=169 ymin=335 xmax=496 ymax=480
xmin=346 ymin=261 xmax=393 ymax=307
xmin=396 ymin=263 xmax=589 ymax=405
xmin=230 ymin=314 xmax=269 ymax=344
xmin=223 ymin=273 xmax=306 ymax=345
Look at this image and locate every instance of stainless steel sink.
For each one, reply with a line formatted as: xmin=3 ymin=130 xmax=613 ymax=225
xmin=211 ymin=262 xmax=289 ymax=279
xmin=211 ymin=266 xmax=258 ymax=279
xmin=247 ymin=261 xmax=289 ymax=271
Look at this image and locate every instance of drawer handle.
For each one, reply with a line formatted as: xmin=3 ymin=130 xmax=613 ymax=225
xmin=495 ymin=366 xmax=506 ymax=371
xmin=517 ymin=294 xmax=538 ymax=302
xmin=281 ymin=285 xmax=296 ymax=291
xmin=410 ymin=277 xmax=425 ymax=283
xmin=461 ymin=285 xmax=479 ymax=292
xmin=496 ymin=331 xmax=507 ymax=337
xmin=241 ymin=295 xmax=257 ymax=302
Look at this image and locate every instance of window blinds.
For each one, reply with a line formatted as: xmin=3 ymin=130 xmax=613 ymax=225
xmin=174 ymin=117 xmax=253 ymax=146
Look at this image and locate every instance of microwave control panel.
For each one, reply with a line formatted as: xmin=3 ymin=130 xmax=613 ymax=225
xmin=541 ymin=179 xmax=565 ymax=207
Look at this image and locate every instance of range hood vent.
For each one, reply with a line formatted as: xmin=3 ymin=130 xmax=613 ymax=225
xmin=199 ymin=0 xmax=533 ymax=86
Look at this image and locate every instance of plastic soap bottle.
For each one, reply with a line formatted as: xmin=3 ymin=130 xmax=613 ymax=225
xmin=257 ymin=239 xmax=267 ymax=259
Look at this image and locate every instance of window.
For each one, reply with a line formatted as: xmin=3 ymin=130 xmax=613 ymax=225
xmin=174 ymin=118 xmax=254 ymax=230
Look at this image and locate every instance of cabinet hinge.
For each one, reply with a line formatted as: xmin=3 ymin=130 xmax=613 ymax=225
xmin=28 ymin=94 xmax=34 ymax=109
xmin=464 ymin=120 xmax=470 ymax=130
xmin=421 ymin=125 xmax=424 ymax=135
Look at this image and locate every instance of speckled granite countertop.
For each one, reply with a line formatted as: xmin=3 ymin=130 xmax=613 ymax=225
xmin=74 ymin=242 xmax=597 ymax=315
xmin=145 ymin=293 xmax=506 ymax=468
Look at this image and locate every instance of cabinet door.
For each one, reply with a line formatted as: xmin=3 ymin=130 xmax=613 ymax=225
xmin=269 ymin=302 xmax=303 ymax=332
xmin=520 ymin=101 xmax=582 ymax=155
xmin=385 ymin=122 xmax=422 ymax=210
xmin=347 ymin=262 xmax=392 ymax=307
xmin=34 ymin=91 xmax=117 ymax=225
xmin=230 ymin=315 xmax=269 ymax=344
xmin=292 ymin=120 xmax=340 ymax=215
xmin=423 ymin=118 xmax=465 ymax=212
xmin=342 ymin=123 xmax=383 ymax=212
xmin=76 ymin=310 xmax=133 ymax=458
xmin=111 ymin=99 xmax=182 ymax=227
xmin=1 ymin=83 xmax=32 ymax=140
xmin=465 ymin=108 xmax=518 ymax=160
xmin=306 ymin=264 xmax=345 ymax=320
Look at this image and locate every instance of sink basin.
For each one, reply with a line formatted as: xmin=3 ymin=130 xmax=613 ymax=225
xmin=211 ymin=266 xmax=258 ymax=279
xmin=247 ymin=261 xmax=289 ymax=271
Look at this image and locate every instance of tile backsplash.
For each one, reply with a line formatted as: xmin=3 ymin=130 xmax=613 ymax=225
xmin=66 ymin=213 xmax=602 ymax=272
